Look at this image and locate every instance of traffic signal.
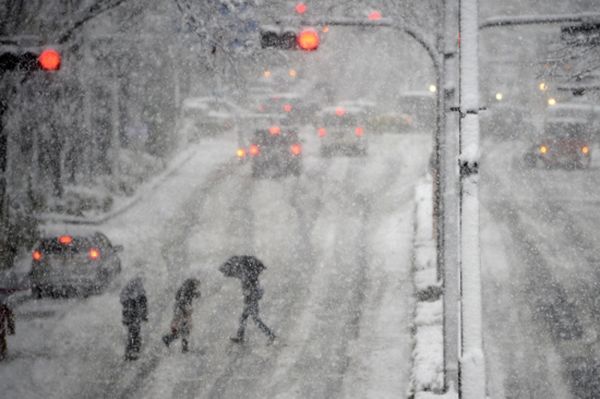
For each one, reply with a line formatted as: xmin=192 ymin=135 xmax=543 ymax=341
xmin=0 ymin=47 xmax=61 ymax=73
xmin=260 ymin=26 xmax=320 ymax=51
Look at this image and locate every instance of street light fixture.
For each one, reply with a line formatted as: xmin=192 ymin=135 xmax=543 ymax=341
xmin=548 ymin=97 xmax=557 ymax=106
xmin=539 ymin=82 xmax=548 ymax=91
xmin=429 ymin=84 xmax=437 ymax=93
xmin=495 ymin=92 xmax=503 ymax=101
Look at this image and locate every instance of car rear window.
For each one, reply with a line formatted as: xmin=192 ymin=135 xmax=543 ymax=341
xmin=38 ymin=237 xmax=100 ymax=254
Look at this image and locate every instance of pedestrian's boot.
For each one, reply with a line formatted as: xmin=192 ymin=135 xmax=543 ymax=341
xmin=182 ymin=338 xmax=189 ymax=353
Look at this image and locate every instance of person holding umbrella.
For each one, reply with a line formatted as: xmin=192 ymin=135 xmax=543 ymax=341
xmin=220 ymin=255 xmax=276 ymax=345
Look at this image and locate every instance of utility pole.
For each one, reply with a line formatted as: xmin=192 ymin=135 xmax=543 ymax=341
xmin=458 ymin=0 xmax=486 ymax=397
xmin=442 ymin=0 xmax=460 ymax=392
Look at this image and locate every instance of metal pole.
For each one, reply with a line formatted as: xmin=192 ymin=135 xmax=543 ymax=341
xmin=442 ymin=0 xmax=460 ymax=392
xmin=458 ymin=0 xmax=486 ymax=397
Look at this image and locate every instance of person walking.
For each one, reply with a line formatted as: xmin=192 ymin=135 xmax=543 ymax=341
xmin=0 ymin=298 xmax=15 ymax=361
xmin=220 ymin=256 xmax=276 ymax=345
xmin=162 ymin=278 xmax=201 ymax=353
xmin=120 ymin=277 xmax=148 ymax=361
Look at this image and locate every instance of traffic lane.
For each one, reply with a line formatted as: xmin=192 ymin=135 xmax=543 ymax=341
xmin=481 ymin=138 xmax=600 ymax=398
xmin=134 ymin=132 xmax=431 ymax=398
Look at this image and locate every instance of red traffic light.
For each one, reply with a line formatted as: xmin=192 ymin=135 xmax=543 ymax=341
xmin=368 ymin=11 xmax=382 ymax=21
xmin=297 ymin=28 xmax=319 ymax=51
xmin=295 ymin=3 xmax=307 ymax=14
xmin=38 ymin=48 xmax=61 ymax=71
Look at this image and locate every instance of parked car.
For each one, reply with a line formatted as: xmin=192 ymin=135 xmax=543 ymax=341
xmin=30 ymin=231 xmax=123 ymax=298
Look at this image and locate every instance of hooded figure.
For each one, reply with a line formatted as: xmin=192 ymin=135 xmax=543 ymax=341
xmin=0 ymin=298 xmax=15 ymax=361
xmin=120 ymin=278 xmax=148 ymax=360
xmin=162 ymin=278 xmax=201 ymax=353
xmin=221 ymin=256 xmax=275 ymax=344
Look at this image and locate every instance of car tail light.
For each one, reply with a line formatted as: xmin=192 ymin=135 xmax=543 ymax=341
xmin=88 ymin=248 xmax=101 ymax=261
xmin=58 ymin=235 xmax=73 ymax=245
xmin=236 ymin=148 xmax=246 ymax=158
xmin=318 ymin=128 xmax=327 ymax=137
xmin=269 ymin=126 xmax=281 ymax=135
xmin=539 ymin=145 xmax=548 ymax=154
xmin=582 ymin=146 xmax=590 ymax=155
xmin=355 ymin=127 xmax=364 ymax=137
xmin=283 ymin=103 xmax=293 ymax=113
xmin=290 ymin=143 xmax=302 ymax=156
xmin=32 ymin=250 xmax=43 ymax=261
xmin=335 ymin=107 xmax=345 ymax=117
xmin=249 ymin=144 xmax=260 ymax=156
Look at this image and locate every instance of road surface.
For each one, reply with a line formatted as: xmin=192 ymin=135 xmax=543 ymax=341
xmin=1 ymin=129 xmax=431 ymax=399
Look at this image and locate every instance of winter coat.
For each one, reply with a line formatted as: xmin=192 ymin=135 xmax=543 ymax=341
xmin=120 ymin=278 xmax=148 ymax=325
xmin=238 ymin=257 xmax=266 ymax=304
xmin=0 ymin=304 xmax=15 ymax=337
xmin=170 ymin=279 xmax=200 ymax=335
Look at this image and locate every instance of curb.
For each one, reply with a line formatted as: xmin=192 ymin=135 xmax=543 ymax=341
xmin=408 ymin=174 xmax=457 ymax=399
xmin=37 ymin=141 xmax=208 ymax=226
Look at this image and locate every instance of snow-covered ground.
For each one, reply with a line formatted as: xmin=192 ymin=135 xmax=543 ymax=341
xmin=0 ymin=129 xmax=431 ymax=398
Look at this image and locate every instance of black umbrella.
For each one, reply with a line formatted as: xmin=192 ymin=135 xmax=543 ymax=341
xmin=219 ymin=256 xmax=266 ymax=278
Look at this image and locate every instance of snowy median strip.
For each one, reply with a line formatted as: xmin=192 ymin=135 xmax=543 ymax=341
xmin=409 ymin=174 xmax=457 ymax=399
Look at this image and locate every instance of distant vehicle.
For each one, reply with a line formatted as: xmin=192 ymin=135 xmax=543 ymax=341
xmin=181 ymin=97 xmax=246 ymax=136
xmin=30 ymin=232 xmax=123 ymax=298
xmin=524 ymin=118 xmax=592 ymax=169
xmin=316 ymin=106 xmax=368 ymax=156
xmin=246 ymin=120 xmax=303 ymax=178
xmin=397 ymin=91 xmax=435 ymax=132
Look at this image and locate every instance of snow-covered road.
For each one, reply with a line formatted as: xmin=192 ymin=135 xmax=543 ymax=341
xmin=481 ymin=137 xmax=600 ymax=399
xmin=1 ymin=130 xmax=431 ymax=399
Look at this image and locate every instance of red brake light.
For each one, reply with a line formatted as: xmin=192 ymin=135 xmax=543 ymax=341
xmin=318 ymin=128 xmax=327 ymax=137
xmin=290 ymin=143 xmax=302 ymax=156
xmin=283 ymin=103 xmax=293 ymax=113
xmin=59 ymin=235 xmax=73 ymax=245
xmin=335 ymin=107 xmax=345 ymax=117
xmin=355 ymin=127 xmax=364 ymax=137
xmin=88 ymin=248 xmax=100 ymax=261
xmin=269 ymin=126 xmax=281 ymax=135
xmin=249 ymin=144 xmax=260 ymax=156
xmin=38 ymin=49 xmax=61 ymax=71
xmin=32 ymin=250 xmax=43 ymax=261
xmin=297 ymin=29 xmax=320 ymax=51
xmin=236 ymin=148 xmax=246 ymax=158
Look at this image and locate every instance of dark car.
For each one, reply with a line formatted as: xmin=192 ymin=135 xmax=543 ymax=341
xmin=248 ymin=124 xmax=303 ymax=178
xmin=30 ymin=232 xmax=123 ymax=298
xmin=524 ymin=118 xmax=592 ymax=169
